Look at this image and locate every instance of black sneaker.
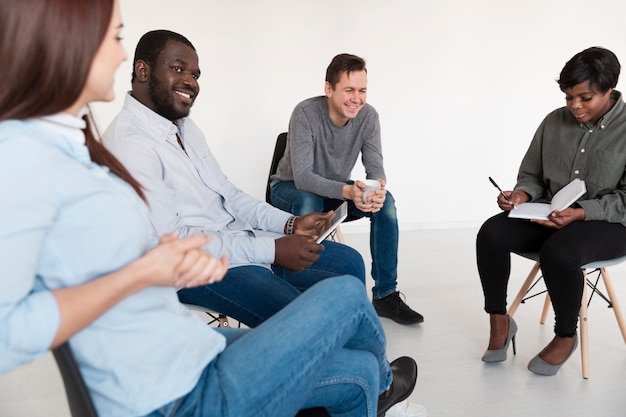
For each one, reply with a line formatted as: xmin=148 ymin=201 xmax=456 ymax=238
xmin=372 ymin=292 xmax=424 ymax=324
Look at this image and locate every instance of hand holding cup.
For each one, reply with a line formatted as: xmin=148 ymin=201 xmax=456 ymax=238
xmin=361 ymin=179 xmax=382 ymax=204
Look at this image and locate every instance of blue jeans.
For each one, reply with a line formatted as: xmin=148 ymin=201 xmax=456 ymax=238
xmin=270 ymin=181 xmax=399 ymax=299
xmin=178 ymin=240 xmax=365 ymax=327
xmin=143 ymin=276 xmax=392 ymax=417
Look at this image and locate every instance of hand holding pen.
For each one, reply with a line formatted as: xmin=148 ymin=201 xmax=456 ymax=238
xmin=489 ymin=177 xmax=516 ymax=210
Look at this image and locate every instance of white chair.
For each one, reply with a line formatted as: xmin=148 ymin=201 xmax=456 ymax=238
xmin=508 ymin=252 xmax=626 ymax=378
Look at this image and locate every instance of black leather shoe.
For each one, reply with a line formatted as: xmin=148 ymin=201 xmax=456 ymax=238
xmin=377 ymin=356 xmax=418 ymax=417
xmin=373 ymin=292 xmax=424 ymax=324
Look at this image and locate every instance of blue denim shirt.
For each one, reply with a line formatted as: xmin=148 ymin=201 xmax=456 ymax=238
xmin=103 ymin=93 xmax=292 ymax=269
xmin=0 ymin=116 xmax=225 ymax=417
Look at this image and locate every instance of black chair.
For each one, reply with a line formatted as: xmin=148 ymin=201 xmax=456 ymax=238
xmin=52 ymin=343 xmax=99 ymax=417
xmin=53 ymin=342 xmax=329 ymax=417
xmin=266 ymin=132 xmax=358 ymax=244
xmin=266 ymin=132 xmax=289 ymax=204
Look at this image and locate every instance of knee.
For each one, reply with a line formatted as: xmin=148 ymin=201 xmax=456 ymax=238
xmin=378 ymin=191 xmax=397 ymax=218
xmin=324 ymin=275 xmax=369 ymax=302
xmin=322 ymin=242 xmax=366 ymax=282
xmin=341 ymin=244 xmax=366 ymax=282
xmin=476 ymin=213 xmax=505 ymax=245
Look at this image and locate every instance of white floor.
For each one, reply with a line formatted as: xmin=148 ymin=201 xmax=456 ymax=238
xmin=2 ymin=228 xmax=626 ymax=417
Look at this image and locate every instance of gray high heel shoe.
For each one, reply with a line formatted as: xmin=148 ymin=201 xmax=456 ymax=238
xmin=482 ymin=316 xmax=517 ymax=362
xmin=528 ymin=335 xmax=578 ymax=376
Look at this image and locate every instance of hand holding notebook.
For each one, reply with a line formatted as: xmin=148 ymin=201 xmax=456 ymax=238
xmin=508 ymin=178 xmax=587 ymax=220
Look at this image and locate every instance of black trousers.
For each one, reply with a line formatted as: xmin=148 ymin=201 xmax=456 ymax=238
xmin=476 ymin=212 xmax=626 ymax=336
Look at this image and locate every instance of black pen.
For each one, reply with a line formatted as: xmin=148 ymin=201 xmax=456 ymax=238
xmin=489 ymin=176 xmax=515 ymax=208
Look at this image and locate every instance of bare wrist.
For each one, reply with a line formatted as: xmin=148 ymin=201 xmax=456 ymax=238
xmin=341 ymin=184 xmax=352 ymax=200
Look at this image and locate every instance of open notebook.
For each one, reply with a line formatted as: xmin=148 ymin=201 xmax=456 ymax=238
xmin=509 ymin=178 xmax=586 ymax=220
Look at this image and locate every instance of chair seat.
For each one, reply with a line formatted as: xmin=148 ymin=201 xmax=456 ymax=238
xmin=514 ymin=251 xmax=626 ymax=269
xmin=582 ymin=255 xmax=626 ymax=270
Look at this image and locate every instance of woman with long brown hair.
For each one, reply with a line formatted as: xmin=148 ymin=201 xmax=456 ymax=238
xmin=0 ymin=1 xmax=418 ymax=416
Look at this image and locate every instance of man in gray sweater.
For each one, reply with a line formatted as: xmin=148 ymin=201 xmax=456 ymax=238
xmin=270 ymin=53 xmax=423 ymax=325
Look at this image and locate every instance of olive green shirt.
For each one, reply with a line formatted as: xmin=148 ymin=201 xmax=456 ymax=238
xmin=516 ymin=90 xmax=626 ymax=225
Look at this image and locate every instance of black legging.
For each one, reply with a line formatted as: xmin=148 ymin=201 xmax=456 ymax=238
xmin=476 ymin=212 xmax=626 ymax=336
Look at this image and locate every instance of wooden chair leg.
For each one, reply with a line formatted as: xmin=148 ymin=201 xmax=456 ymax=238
xmin=218 ymin=314 xmax=230 ymax=328
xmin=332 ymin=226 xmax=345 ymax=244
xmin=540 ymin=293 xmax=551 ymax=324
xmin=508 ymin=262 xmax=541 ymax=317
xmin=600 ymin=268 xmax=626 ymax=345
xmin=511 ymin=261 xmax=626 ymax=379
xmin=580 ymin=280 xmax=590 ymax=379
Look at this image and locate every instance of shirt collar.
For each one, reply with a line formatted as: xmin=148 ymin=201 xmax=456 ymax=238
xmin=35 ymin=106 xmax=88 ymax=145
xmin=579 ymin=90 xmax=624 ymax=129
xmin=124 ymin=92 xmax=185 ymax=141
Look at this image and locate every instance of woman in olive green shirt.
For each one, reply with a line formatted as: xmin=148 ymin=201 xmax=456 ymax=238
xmin=477 ymin=46 xmax=626 ymax=376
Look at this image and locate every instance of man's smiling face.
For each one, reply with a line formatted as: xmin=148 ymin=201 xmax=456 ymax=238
xmin=148 ymin=40 xmax=201 ymax=121
xmin=325 ymin=70 xmax=367 ymax=127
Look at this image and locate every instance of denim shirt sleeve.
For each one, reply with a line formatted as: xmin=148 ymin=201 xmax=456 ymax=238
xmin=0 ymin=131 xmax=60 ymax=373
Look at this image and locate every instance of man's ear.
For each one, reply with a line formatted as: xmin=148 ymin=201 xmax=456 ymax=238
xmin=134 ymin=60 xmax=150 ymax=83
xmin=324 ymin=81 xmax=332 ymax=98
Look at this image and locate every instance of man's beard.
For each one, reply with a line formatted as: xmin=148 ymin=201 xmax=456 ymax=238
xmin=149 ymin=74 xmax=190 ymax=121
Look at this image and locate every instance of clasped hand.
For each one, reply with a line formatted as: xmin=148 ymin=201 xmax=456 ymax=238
xmin=140 ymin=233 xmax=228 ymax=289
xmin=347 ymin=180 xmax=386 ymax=213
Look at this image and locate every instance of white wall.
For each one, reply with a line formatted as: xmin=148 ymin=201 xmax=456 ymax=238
xmin=94 ymin=0 xmax=626 ymax=231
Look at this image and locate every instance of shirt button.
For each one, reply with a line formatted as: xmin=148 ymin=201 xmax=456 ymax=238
xmin=601 ymin=125 xmax=606 ymax=129
xmin=574 ymin=170 xmax=580 ymax=174
xmin=589 ymin=129 xmax=593 ymax=133
xmin=581 ymin=149 xmax=585 ymax=153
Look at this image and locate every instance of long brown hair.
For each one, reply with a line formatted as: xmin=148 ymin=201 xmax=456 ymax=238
xmin=0 ymin=0 xmax=145 ymax=200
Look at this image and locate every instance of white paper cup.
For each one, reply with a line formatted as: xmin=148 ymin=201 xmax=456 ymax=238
xmin=361 ymin=179 xmax=382 ymax=203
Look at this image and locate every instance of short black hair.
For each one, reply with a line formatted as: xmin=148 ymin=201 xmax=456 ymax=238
xmin=325 ymin=53 xmax=367 ymax=89
xmin=558 ymin=47 xmax=620 ymax=93
xmin=131 ymin=29 xmax=195 ymax=83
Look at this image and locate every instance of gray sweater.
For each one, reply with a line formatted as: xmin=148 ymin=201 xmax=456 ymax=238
xmin=272 ymin=96 xmax=386 ymax=200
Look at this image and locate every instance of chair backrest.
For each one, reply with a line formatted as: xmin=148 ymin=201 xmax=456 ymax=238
xmin=52 ymin=343 xmax=99 ymax=417
xmin=266 ymin=132 xmax=288 ymax=204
